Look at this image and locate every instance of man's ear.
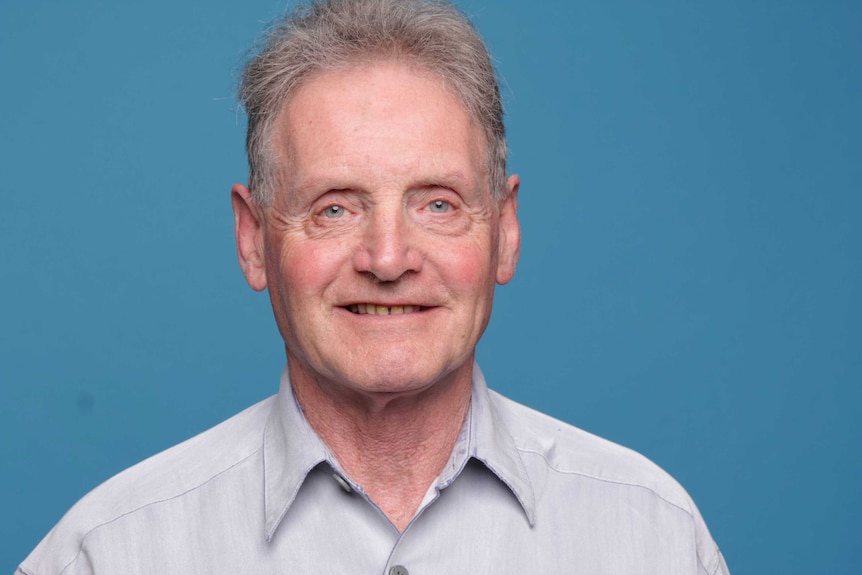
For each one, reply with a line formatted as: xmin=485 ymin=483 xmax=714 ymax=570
xmin=231 ymin=183 xmax=268 ymax=291
xmin=496 ymin=174 xmax=521 ymax=285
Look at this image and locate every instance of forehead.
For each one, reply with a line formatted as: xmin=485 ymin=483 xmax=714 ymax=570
xmin=271 ymin=61 xmax=488 ymax=195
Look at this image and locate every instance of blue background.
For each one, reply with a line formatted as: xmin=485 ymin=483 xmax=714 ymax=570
xmin=2 ymin=0 xmax=860 ymax=572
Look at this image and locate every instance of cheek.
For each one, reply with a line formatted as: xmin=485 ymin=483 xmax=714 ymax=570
xmin=273 ymin=236 xmax=352 ymax=299
xmin=440 ymin=242 xmax=496 ymax=296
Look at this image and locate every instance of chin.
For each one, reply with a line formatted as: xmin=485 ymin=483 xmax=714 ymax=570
xmin=335 ymin=354 xmax=468 ymax=397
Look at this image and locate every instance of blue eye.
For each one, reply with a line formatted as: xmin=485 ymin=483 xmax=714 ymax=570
xmin=429 ymin=200 xmax=451 ymax=213
xmin=323 ymin=205 xmax=345 ymax=218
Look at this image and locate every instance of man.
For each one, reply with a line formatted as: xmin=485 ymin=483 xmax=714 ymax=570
xmin=19 ymin=0 xmax=729 ymax=573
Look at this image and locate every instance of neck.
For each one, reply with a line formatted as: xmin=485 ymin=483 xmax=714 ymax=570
xmin=289 ymin=359 xmax=474 ymax=531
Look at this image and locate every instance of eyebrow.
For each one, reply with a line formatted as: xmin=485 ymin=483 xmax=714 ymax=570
xmin=290 ymin=169 xmax=479 ymax=198
xmin=410 ymin=172 xmax=476 ymax=193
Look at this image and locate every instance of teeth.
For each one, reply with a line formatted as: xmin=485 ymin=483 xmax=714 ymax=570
xmin=347 ymin=304 xmax=425 ymax=315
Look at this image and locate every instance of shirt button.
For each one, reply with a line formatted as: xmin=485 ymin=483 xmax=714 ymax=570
xmin=389 ymin=566 xmax=409 ymax=575
xmin=332 ymin=473 xmax=352 ymax=493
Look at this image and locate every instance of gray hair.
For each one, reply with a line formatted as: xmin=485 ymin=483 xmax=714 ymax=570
xmin=238 ymin=0 xmax=508 ymax=205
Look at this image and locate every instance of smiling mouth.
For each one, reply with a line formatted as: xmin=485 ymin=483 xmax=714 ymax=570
xmin=347 ymin=304 xmax=428 ymax=315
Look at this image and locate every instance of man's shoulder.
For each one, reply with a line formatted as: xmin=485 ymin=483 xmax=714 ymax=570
xmin=21 ymin=396 xmax=275 ymax=574
xmin=68 ymin=396 xmax=275 ymax=519
xmin=488 ymin=390 xmax=695 ymax=513
xmin=485 ymin=389 xmax=729 ymax=575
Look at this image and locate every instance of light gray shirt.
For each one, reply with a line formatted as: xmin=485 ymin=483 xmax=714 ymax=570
xmin=18 ymin=366 xmax=729 ymax=574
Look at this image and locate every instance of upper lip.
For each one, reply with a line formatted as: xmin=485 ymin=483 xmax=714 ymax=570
xmin=339 ymin=293 xmax=438 ymax=306
xmin=342 ymin=300 xmax=432 ymax=307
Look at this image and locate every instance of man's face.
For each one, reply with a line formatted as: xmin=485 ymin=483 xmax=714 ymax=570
xmin=233 ymin=61 xmax=519 ymax=398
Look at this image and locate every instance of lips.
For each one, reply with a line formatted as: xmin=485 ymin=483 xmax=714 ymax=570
xmin=346 ymin=304 xmax=428 ymax=315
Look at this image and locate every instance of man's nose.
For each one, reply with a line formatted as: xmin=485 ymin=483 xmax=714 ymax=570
xmin=353 ymin=206 xmax=422 ymax=282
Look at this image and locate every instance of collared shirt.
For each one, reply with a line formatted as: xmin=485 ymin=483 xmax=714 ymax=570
xmin=18 ymin=366 xmax=729 ymax=575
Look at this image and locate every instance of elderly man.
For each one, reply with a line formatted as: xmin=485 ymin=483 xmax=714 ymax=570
xmin=19 ymin=0 xmax=729 ymax=573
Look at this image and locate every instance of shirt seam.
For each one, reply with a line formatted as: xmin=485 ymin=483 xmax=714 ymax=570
xmin=517 ymin=446 xmax=692 ymax=515
xmin=703 ymin=549 xmax=724 ymax=575
xmin=517 ymin=446 xmax=722 ymax=572
xmin=55 ymin=446 xmax=262 ymax=575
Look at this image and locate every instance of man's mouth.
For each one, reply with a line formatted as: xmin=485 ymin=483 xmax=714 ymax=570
xmin=346 ymin=304 xmax=428 ymax=315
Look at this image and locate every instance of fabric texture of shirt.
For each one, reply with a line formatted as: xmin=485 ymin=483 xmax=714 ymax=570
xmin=18 ymin=365 xmax=729 ymax=574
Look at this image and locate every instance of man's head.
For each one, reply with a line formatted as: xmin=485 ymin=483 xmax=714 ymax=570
xmin=238 ymin=0 xmax=509 ymax=204
xmin=232 ymin=0 xmax=519 ymax=400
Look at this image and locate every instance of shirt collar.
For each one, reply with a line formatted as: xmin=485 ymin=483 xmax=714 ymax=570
xmin=262 ymin=367 xmax=331 ymax=541
xmin=445 ymin=363 xmax=536 ymax=525
xmin=262 ymin=363 xmax=536 ymax=539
